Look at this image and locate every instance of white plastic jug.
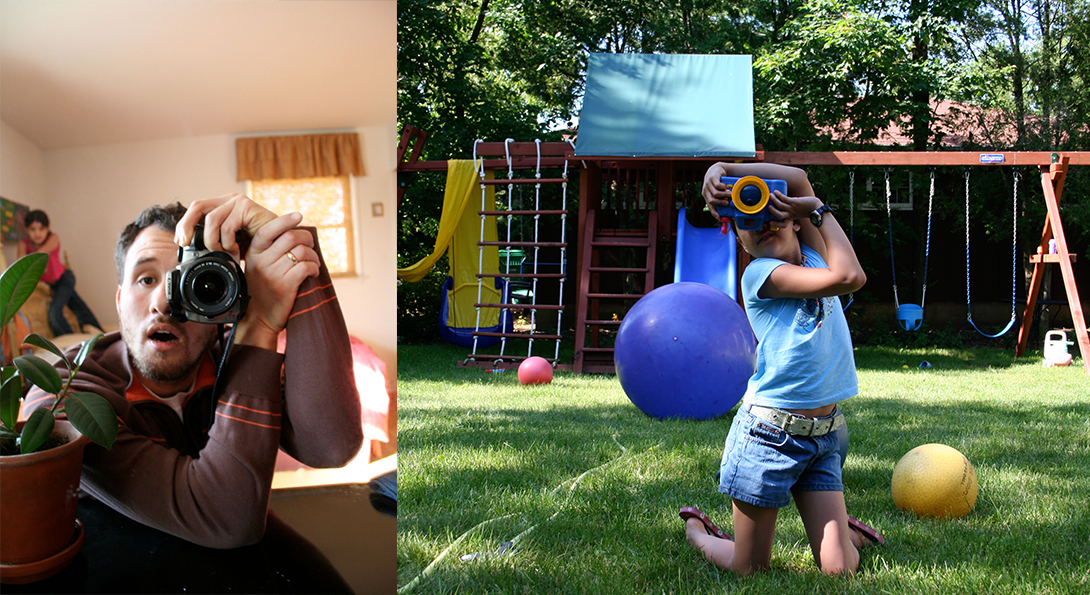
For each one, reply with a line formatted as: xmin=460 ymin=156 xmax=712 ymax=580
xmin=1044 ymin=330 xmax=1074 ymax=362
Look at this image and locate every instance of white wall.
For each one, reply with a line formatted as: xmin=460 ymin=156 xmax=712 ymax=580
xmin=1 ymin=121 xmax=396 ymax=386
xmin=0 ymin=121 xmax=47 ymax=266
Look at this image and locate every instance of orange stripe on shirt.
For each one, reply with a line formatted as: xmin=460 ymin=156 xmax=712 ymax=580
xmin=218 ymin=400 xmax=282 ymax=417
xmin=214 ymin=411 xmax=281 ymax=430
xmin=23 ymin=391 xmax=54 ymax=411
xmin=288 ymin=296 xmax=338 ymax=319
xmin=296 ymin=283 xmax=334 ymax=300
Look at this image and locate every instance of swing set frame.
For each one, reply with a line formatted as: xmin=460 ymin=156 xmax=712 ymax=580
xmin=400 ymin=123 xmax=1090 ymax=375
xmin=762 ymin=150 xmax=1090 ymax=375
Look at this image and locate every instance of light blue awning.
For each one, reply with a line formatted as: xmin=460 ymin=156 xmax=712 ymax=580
xmin=575 ymin=53 xmax=755 ymax=158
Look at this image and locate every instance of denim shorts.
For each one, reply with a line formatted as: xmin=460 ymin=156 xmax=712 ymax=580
xmin=718 ymin=405 xmax=848 ymax=508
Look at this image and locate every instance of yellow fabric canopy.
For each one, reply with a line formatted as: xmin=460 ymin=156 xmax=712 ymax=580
xmin=397 ymin=159 xmax=501 ymax=329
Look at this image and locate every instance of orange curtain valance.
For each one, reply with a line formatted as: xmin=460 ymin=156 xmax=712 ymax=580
xmin=236 ymin=133 xmax=365 ymax=181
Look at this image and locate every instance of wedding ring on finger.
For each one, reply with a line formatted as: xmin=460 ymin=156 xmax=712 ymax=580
xmin=286 ymin=251 xmax=298 ymax=265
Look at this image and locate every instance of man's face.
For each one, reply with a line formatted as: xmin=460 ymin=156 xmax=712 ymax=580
xmin=116 ymin=226 xmax=217 ymax=392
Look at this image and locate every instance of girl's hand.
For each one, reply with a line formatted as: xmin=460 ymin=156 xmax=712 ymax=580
xmin=701 ymin=163 xmax=732 ymax=217
xmin=766 ymin=191 xmax=822 ymax=223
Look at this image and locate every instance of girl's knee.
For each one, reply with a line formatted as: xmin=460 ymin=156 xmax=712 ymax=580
xmin=817 ymin=546 xmax=859 ymax=576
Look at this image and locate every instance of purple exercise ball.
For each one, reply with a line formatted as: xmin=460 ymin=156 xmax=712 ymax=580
xmin=614 ymin=282 xmax=756 ymax=420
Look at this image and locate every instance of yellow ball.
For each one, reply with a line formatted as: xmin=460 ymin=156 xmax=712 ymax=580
xmin=891 ymin=443 xmax=978 ymax=519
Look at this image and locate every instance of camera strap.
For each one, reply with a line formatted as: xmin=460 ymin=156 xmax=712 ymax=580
xmin=207 ymin=322 xmax=240 ymax=429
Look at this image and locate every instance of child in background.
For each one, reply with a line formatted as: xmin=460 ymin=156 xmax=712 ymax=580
xmin=679 ymin=163 xmax=883 ymax=576
xmin=18 ymin=209 xmax=103 ymax=337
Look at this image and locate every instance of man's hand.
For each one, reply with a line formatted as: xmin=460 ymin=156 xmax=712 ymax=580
xmin=177 ymin=194 xmax=319 ymax=350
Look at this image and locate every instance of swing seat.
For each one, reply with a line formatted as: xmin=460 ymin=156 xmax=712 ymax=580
xmin=897 ymin=304 xmax=924 ymax=331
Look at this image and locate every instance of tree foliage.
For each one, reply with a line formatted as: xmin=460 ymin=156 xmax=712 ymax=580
xmin=398 ymin=0 xmax=1090 ymax=343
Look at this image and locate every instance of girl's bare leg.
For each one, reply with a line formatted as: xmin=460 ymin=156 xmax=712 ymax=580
xmin=793 ymin=490 xmax=860 ymax=575
xmin=730 ymin=499 xmax=778 ymax=575
xmin=684 ymin=518 xmax=736 ymax=570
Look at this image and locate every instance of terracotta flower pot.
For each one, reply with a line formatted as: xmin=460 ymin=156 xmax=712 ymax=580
xmin=0 ymin=420 xmax=89 ymax=584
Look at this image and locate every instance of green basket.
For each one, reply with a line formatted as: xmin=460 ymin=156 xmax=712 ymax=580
xmin=499 ymin=248 xmax=526 ymax=269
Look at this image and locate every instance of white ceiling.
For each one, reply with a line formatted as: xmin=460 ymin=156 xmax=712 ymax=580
xmin=0 ymin=0 xmax=396 ymax=150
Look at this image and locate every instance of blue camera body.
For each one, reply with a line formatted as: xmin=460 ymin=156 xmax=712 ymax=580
xmin=716 ymin=176 xmax=788 ymax=231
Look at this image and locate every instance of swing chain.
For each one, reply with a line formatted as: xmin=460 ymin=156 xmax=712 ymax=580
xmin=884 ymin=167 xmax=900 ymax=309
xmin=965 ymin=166 xmax=1018 ymax=337
xmin=921 ymin=168 xmax=935 ymax=311
xmin=964 ymin=167 xmax=972 ymax=322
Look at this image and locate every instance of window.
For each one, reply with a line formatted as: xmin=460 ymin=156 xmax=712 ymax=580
xmin=249 ymin=176 xmax=356 ymax=275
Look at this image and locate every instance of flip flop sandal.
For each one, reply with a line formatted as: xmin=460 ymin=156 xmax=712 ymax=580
xmin=847 ymin=516 xmax=886 ymax=545
xmin=679 ymin=506 xmax=733 ymax=541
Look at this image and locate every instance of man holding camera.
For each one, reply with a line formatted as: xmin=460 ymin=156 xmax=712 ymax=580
xmin=23 ymin=194 xmax=363 ymax=551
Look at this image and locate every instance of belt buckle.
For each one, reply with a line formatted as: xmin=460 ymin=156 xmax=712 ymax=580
xmin=785 ymin=413 xmax=814 ymax=436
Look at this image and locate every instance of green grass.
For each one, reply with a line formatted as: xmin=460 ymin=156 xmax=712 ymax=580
xmin=397 ymin=344 xmax=1090 ymax=594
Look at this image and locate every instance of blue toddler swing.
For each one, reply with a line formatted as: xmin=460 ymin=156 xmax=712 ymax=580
xmin=884 ymin=168 xmax=935 ymax=331
xmin=964 ymin=167 xmax=1019 ymax=337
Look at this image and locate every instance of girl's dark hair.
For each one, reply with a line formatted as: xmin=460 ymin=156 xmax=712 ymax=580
xmin=25 ymin=210 xmax=50 ymax=228
xmin=115 ymin=202 xmax=188 ymax=280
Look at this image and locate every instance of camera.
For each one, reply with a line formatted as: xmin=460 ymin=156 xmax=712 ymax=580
xmin=716 ymin=176 xmax=789 ymax=231
xmin=165 ymin=224 xmax=249 ymax=324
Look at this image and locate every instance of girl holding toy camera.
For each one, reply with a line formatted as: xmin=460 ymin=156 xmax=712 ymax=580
xmin=680 ymin=163 xmax=883 ymax=576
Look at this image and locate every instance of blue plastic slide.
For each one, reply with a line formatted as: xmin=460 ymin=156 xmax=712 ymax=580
xmin=673 ymin=207 xmax=738 ymax=299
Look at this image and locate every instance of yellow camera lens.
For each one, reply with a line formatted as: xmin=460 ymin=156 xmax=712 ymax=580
xmin=728 ymin=176 xmax=771 ymax=215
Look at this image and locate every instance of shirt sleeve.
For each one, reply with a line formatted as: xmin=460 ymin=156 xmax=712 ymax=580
xmin=277 ymin=227 xmax=364 ymax=468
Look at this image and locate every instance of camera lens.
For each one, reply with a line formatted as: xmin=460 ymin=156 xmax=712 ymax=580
xmin=193 ymin=270 xmax=228 ymax=305
xmin=738 ymin=185 xmax=763 ymax=207
xmin=182 ymin=259 xmax=237 ymax=317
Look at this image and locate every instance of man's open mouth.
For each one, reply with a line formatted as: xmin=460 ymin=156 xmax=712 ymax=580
xmin=147 ymin=325 xmax=181 ymax=343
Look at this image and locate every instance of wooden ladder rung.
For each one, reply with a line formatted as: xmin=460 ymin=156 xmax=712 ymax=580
xmin=586 ymin=292 xmax=645 ymax=300
xmin=591 ymin=237 xmax=650 ymax=247
xmin=478 ymin=177 xmax=568 ymax=186
xmin=474 ymin=331 xmax=563 ymax=340
xmin=475 ymin=302 xmax=565 ymax=310
xmin=479 ymin=241 xmax=567 ymax=248
xmin=588 ymin=267 xmax=648 ymax=274
xmin=479 ymin=210 xmax=570 ymax=216
xmin=477 ymin=273 xmax=567 ymax=279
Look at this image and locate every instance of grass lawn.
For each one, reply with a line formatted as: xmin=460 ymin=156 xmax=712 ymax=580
xmin=397 ymin=343 xmax=1090 ymax=594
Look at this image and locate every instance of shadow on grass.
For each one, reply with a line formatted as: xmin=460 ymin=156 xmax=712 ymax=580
xmin=399 ymin=345 xmax=1090 ymax=593
xmin=852 ymin=345 xmax=1029 ymax=372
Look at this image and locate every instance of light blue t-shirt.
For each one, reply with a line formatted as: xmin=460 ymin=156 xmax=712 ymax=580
xmin=740 ymin=243 xmax=858 ymax=409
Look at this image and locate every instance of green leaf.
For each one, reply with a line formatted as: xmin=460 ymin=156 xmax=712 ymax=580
xmin=0 ymin=367 xmax=22 ymax=431
xmin=0 ymin=253 xmax=48 ymax=328
xmin=21 ymin=333 xmax=70 ymax=370
xmin=74 ymin=333 xmax=104 ymax=368
xmin=64 ymin=392 xmax=117 ymax=450
xmin=19 ymin=408 xmax=54 ymax=454
xmin=14 ymin=354 xmax=64 ymax=395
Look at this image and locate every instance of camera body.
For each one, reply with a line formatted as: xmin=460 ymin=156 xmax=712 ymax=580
xmin=716 ymin=176 xmax=788 ymax=231
xmin=165 ymin=224 xmax=248 ymax=324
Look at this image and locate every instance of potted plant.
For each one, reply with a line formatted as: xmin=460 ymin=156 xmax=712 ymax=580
xmin=0 ymin=252 xmax=118 ymax=584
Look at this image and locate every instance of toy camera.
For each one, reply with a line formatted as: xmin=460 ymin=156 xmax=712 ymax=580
xmin=716 ymin=176 xmax=788 ymax=231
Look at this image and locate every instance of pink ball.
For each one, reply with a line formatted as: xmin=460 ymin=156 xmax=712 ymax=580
xmin=518 ymin=356 xmax=554 ymax=385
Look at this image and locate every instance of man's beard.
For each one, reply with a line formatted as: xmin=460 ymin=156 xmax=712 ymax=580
xmin=131 ymin=349 xmax=203 ymax=385
xmin=120 ymin=319 xmax=213 ymax=385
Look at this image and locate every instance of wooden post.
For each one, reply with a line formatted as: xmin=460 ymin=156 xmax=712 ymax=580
xmin=1016 ymin=156 xmax=1090 ymax=374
